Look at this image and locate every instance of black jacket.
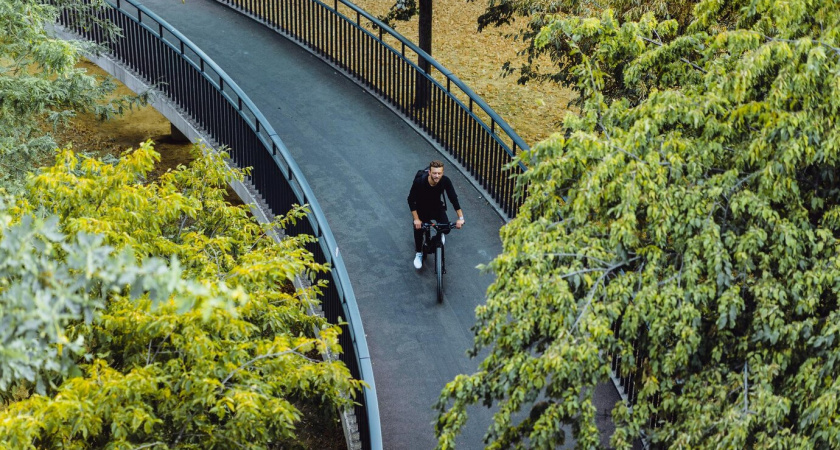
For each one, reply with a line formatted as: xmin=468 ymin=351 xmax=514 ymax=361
xmin=407 ymin=174 xmax=461 ymax=213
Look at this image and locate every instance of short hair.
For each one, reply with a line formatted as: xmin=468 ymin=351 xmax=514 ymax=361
xmin=430 ymin=160 xmax=444 ymax=169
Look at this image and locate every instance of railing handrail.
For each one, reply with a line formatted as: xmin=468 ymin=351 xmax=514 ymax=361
xmin=327 ymin=0 xmax=529 ymax=161
xmin=106 ymin=0 xmax=382 ymax=447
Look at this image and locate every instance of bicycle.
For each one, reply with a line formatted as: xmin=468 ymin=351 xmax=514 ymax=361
xmin=420 ymin=221 xmax=456 ymax=303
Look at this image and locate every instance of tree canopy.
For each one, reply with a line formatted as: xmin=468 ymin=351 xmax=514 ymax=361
xmin=436 ymin=0 xmax=840 ymax=448
xmin=1 ymin=143 xmax=361 ymax=448
xmin=1 ymin=2 xmax=359 ymax=447
xmin=471 ymin=0 xmax=706 ymax=98
xmin=0 ymin=199 xmax=206 ymax=394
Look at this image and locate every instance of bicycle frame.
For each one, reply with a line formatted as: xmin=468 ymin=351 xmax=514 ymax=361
xmin=420 ymin=222 xmax=456 ymax=303
xmin=421 ymin=222 xmax=453 ymax=253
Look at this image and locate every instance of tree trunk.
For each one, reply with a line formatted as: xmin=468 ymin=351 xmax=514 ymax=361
xmin=415 ymin=0 xmax=432 ymax=107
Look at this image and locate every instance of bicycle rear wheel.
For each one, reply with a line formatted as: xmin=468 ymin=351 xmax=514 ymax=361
xmin=436 ymin=246 xmax=443 ymax=303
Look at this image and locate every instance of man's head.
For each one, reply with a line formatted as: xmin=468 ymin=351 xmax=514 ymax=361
xmin=429 ymin=160 xmax=444 ymax=185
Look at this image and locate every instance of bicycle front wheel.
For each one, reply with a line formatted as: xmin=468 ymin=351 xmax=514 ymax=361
xmin=436 ymin=246 xmax=443 ymax=303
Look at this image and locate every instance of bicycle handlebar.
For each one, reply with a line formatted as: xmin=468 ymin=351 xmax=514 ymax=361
xmin=421 ymin=222 xmax=458 ymax=231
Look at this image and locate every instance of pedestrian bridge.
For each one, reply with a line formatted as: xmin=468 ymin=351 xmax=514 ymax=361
xmin=60 ymin=0 xmax=622 ymax=448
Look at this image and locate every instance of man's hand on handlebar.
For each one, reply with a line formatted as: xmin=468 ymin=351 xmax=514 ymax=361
xmin=455 ymin=218 xmax=464 ymax=229
xmin=414 ymin=219 xmax=422 ymax=230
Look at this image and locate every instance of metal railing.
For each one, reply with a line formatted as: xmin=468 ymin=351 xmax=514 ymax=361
xmin=57 ymin=1 xmax=381 ymax=448
xmin=607 ymin=317 xmax=656 ymax=447
xmin=216 ymin=0 xmax=529 ymax=219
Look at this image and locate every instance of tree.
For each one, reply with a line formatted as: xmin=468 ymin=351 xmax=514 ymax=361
xmin=379 ymin=0 xmax=434 ymax=107
xmin=1 ymin=143 xmax=361 ymax=448
xmin=471 ymin=0 xmax=709 ymax=100
xmin=436 ymin=0 xmax=840 ymax=448
xmin=0 ymin=0 xmax=148 ymax=193
xmin=380 ymin=0 xmax=419 ymax=24
xmin=0 ymin=0 xmax=220 ymax=397
xmin=0 ymin=201 xmax=217 ymax=395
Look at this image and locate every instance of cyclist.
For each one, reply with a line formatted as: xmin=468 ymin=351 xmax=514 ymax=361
xmin=407 ymin=160 xmax=464 ymax=269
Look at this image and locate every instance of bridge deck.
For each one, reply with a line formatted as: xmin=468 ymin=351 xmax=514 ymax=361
xmin=133 ymin=0 xmax=618 ymax=447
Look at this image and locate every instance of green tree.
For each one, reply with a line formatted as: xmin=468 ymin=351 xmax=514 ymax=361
xmin=0 ymin=0 xmax=148 ymax=192
xmin=1 ymin=143 xmax=361 ymax=448
xmin=436 ymin=0 xmax=840 ymax=448
xmin=470 ymin=0 xmax=711 ymax=99
xmin=0 ymin=202 xmax=217 ymax=394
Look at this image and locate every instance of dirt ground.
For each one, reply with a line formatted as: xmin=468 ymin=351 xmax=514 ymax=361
xmin=52 ymin=60 xmax=196 ymax=173
xmin=350 ymin=0 xmax=575 ymax=147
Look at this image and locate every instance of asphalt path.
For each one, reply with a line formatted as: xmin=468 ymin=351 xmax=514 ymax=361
xmin=132 ymin=1 xmax=620 ymax=448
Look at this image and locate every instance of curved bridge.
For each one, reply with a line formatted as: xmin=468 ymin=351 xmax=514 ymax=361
xmin=59 ymin=0 xmax=625 ymax=448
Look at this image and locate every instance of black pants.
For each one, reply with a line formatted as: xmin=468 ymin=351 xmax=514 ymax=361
xmin=414 ymin=209 xmax=450 ymax=252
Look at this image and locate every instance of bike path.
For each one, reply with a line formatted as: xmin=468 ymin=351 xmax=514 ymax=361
xmin=133 ymin=1 xmax=619 ymax=447
xmin=137 ymin=0 xmax=505 ymax=447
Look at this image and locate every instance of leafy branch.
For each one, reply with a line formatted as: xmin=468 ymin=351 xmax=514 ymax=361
xmin=570 ymin=256 xmax=640 ymax=331
xmin=638 ymin=35 xmax=708 ymax=74
xmin=219 ymin=342 xmax=319 ymax=389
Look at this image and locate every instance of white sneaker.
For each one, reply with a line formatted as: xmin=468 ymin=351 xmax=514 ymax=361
xmin=413 ymin=252 xmax=423 ymax=269
xmin=441 ymin=233 xmax=445 ymax=245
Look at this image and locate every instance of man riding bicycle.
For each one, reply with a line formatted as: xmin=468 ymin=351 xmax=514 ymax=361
xmin=407 ymin=160 xmax=464 ymax=269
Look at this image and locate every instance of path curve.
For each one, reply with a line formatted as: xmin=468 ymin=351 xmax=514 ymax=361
xmin=130 ymin=1 xmax=622 ymax=447
xmin=136 ymin=0 xmax=503 ymax=447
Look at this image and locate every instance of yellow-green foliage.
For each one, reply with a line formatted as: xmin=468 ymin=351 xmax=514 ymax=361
xmin=437 ymin=0 xmax=840 ymax=448
xmin=0 ymin=143 xmax=361 ymax=448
